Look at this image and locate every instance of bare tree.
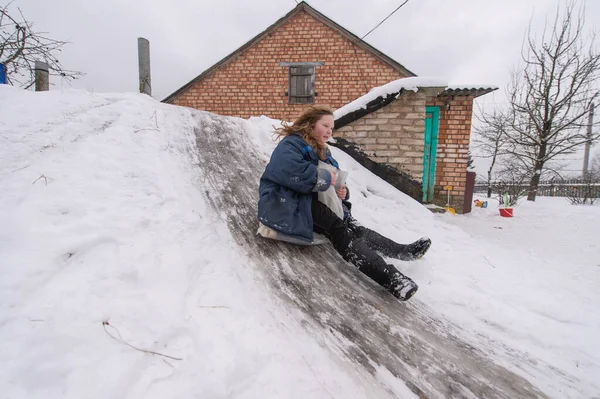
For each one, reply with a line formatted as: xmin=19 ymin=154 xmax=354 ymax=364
xmin=0 ymin=2 xmax=83 ymax=89
xmin=493 ymin=158 xmax=530 ymax=207
xmin=473 ymin=108 xmax=512 ymax=198
xmin=504 ymin=0 xmax=600 ymax=201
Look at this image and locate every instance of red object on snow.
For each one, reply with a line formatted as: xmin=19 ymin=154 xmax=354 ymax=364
xmin=499 ymin=208 xmax=514 ymax=217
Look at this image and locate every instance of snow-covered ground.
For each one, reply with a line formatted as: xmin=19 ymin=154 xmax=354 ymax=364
xmin=1 ymin=86 xmax=598 ymax=398
xmin=425 ymin=197 xmax=600 ymax=398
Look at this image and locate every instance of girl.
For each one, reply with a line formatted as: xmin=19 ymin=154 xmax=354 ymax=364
xmin=257 ymin=105 xmax=430 ymax=301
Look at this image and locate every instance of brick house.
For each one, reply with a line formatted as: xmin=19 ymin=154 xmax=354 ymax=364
xmin=163 ymin=2 xmax=496 ymax=212
xmin=333 ymin=81 xmax=495 ymax=213
xmin=163 ymin=2 xmax=413 ymax=119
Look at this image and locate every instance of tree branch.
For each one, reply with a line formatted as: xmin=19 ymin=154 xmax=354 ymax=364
xmin=0 ymin=4 xmax=84 ymax=88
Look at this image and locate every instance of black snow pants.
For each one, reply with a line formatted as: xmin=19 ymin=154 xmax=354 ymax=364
xmin=311 ymin=196 xmax=400 ymax=290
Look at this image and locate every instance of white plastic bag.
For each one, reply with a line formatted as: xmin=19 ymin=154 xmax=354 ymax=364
xmin=317 ymin=161 xmax=348 ymax=219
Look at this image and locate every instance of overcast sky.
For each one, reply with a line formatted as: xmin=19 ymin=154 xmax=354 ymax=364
xmin=10 ymin=0 xmax=600 ymax=172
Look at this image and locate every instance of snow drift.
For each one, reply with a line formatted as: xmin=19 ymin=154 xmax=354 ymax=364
xmin=1 ymin=86 xmax=598 ymax=398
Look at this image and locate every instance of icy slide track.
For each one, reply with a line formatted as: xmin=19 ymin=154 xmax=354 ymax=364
xmin=191 ymin=112 xmax=546 ymax=399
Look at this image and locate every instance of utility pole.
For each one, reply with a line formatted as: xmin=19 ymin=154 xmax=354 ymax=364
xmin=34 ymin=61 xmax=49 ymax=91
xmin=137 ymin=38 xmax=151 ymax=96
xmin=582 ymin=103 xmax=594 ymax=179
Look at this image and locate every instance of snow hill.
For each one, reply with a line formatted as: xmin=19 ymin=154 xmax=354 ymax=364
xmin=1 ymin=86 xmax=598 ymax=399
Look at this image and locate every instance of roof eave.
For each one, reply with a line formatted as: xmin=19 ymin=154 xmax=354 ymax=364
xmin=439 ymin=87 xmax=498 ymax=98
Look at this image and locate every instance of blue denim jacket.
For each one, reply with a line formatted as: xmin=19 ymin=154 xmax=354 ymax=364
xmin=257 ymin=134 xmax=336 ymax=242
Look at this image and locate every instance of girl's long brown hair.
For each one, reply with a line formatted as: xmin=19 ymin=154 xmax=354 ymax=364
xmin=275 ymin=105 xmax=333 ymax=160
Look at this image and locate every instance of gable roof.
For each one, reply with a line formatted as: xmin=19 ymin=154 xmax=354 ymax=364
xmin=162 ymin=1 xmax=416 ymax=103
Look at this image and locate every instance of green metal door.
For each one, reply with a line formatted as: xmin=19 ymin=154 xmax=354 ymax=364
xmin=423 ymin=106 xmax=440 ymax=202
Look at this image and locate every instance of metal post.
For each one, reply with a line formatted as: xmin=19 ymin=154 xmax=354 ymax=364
xmin=0 ymin=63 xmax=6 ymax=84
xmin=137 ymin=37 xmax=151 ymax=96
xmin=582 ymin=103 xmax=594 ymax=179
xmin=35 ymin=61 xmax=49 ymax=91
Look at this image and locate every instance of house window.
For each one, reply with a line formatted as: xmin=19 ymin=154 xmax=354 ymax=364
xmin=280 ymin=62 xmax=324 ymax=104
xmin=289 ymin=66 xmax=315 ymax=104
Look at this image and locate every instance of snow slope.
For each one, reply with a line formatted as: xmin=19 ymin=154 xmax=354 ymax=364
xmin=247 ymin=117 xmax=600 ymax=399
xmin=1 ymin=86 xmax=599 ymax=398
xmin=0 ymin=87 xmax=397 ymax=398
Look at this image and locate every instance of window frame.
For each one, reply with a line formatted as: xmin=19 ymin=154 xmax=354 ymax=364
xmin=280 ymin=62 xmax=324 ymax=105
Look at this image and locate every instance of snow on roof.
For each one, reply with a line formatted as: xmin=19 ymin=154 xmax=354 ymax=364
xmin=333 ymin=77 xmax=447 ymax=121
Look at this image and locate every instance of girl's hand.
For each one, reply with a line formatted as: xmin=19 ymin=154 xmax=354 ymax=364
xmin=336 ymin=186 xmax=347 ymax=200
xmin=330 ymin=171 xmax=337 ymax=188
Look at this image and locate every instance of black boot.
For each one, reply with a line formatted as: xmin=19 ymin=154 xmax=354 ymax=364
xmin=401 ymin=237 xmax=432 ymax=260
xmin=350 ymin=219 xmax=431 ymax=261
xmin=344 ymin=238 xmax=418 ymax=301
xmin=388 ymin=272 xmax=419 ymax=301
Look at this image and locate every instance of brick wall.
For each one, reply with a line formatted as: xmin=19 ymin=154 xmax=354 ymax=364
xmin=336 ymin=93 xmax=474 ymax=213
xmin=169 ymin=11 xmax=407 ymax=120
xmin=335 ymin=92 xmax=426 ymax=179
xmin=426 ymin=96 xmax=474 ymax=212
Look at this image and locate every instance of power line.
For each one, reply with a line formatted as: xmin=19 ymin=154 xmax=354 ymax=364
xmin=361 ymin=0 xmax=410 ymax=40
xmin=350 ymin=0 xmax=410 ymax=92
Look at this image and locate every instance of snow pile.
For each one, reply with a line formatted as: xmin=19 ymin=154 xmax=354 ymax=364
xmin=0 ymin=86 xmax=394 ymax=399
xmin=333 ymin=77 xmax=447 ymax=120
xmin=1 ymin=85 xmax=599 ymax=398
